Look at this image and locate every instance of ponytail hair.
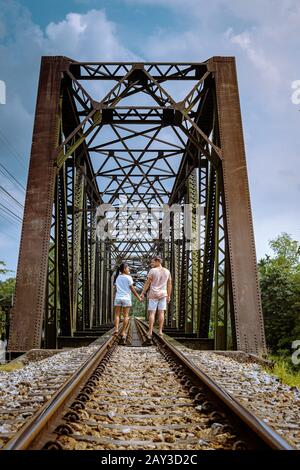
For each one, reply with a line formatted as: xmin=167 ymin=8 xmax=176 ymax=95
xmin=114 ymin=262 xmax=128 ymax=284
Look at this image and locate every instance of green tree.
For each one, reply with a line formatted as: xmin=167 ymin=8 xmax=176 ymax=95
xmin=0 ymin=277 xmax=15 ymax=303
xmin=0 ymin=260 xmax=10 ymax=275
xmin=258 ymin=233 xmax=300 ymax=356
xmin=0 ymin=261 xmax=15 ymax=341
xmin=0 ymin=260 xmax=14 ymax=303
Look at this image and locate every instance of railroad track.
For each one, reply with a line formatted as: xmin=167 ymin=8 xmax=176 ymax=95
xmin=0 ymin=343 xmax=104 ymax=448
xmin=2 ymin=318 xmax=294 ymax=450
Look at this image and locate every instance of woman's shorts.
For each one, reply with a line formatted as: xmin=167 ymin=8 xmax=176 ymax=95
xmin=148 ymin=297 xmax=167 ymax=311
xmin=114 ymin=298 xmax=132 ymax=307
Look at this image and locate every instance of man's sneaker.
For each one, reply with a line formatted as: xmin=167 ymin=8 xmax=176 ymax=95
xmin=120 ymin=336 xmax=127 ymax=345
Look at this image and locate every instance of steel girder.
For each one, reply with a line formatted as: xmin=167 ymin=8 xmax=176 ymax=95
xmin=8 ymin=57 xmax=66 ymax=351
xmin=8 ymin=56 xmax=266 ymax=354
xmin=212 ymin=58 xmax=266 ymax=353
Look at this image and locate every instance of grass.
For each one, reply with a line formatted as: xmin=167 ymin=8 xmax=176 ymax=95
xmin=0 ymin=361 xmax=24 ymax=372
xmin=263 ymin=355 xmax=300 ymax=388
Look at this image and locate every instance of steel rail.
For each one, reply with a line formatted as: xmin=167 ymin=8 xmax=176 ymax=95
xmin=2 ymin=327 xmax=126 ymax=450
xmin=135 ymin=318 xmax=295 ymax=451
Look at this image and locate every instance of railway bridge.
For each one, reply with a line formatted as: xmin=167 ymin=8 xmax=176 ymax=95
xmin=8 ymin=56 xmax=266 ymax=355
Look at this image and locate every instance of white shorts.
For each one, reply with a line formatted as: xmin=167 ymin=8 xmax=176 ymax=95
xmin=148 ymin=297 xmax=167 ymax=311
xmin=114 ymin=297 xmax=132 ymax=307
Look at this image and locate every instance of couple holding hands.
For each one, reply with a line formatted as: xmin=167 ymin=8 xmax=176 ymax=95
xmin=113 ymin=256 xmax=172 ymax=345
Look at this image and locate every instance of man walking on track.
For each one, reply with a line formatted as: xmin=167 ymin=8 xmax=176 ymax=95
xmin=140 ymin=256 xmax=172 ymax=343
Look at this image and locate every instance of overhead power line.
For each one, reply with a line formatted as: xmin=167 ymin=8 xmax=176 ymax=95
xmin=0 ymin=162 xmax=26 ymax=193
xmin=0 ymin=185 xmax=24 ymax=209
xmin=0 ymin=214 xmax=20 ymax=241
xmin=0 ymin=202 xmax=22 ymax=223
xmin=0 ymin=129 xmax=28 ymax=173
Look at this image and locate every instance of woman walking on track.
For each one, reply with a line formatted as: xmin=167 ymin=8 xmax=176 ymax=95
xmin=113 ymin=263 xmax=141 ymax=345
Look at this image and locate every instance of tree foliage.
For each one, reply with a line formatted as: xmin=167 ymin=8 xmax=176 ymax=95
xmin=258 ymin=233 xmax=300 ymax=356
xmin=0 ymin=260 xmax=10 ymax=275
xmin=0 ymin=277 xmax=15 ymax=304
xmin=0 ymin=261 xmax=15 ymax=303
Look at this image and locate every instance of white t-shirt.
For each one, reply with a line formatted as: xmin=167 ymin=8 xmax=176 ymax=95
xmin=115 ymin=274 xmax=133 ymax=300
xmin=147 ymin=267 xmax=171 ymax=299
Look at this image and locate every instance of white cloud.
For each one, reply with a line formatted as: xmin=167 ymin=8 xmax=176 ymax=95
xmin=44 ymin=10 xmax=137 ymax=61
xmin=142 ymin=29 xmax=202 ymax=61
xmin=127 ymin=0 xmax=299 ymax=24
xmin=0 ymin=3 xmax=138 ymax=155
xmin=226 ymin=28 xmax=280 ymax=85
xmin=0 ymin=2 xmax=138 ymax=273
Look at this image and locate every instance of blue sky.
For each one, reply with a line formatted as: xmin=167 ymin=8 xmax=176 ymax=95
xmin=0 ymin=0 xmax=299 ymax=279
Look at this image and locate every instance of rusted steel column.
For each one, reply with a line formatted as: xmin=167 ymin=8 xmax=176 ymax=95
xmin=8 ymin=57 xmax=68 ymax=351
xmin=210 ymin=56 xmax=266 ymax=354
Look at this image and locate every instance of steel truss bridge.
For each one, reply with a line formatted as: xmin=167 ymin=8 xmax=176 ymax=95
xmin=8 ymin=56 xmax=266 ymax=355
